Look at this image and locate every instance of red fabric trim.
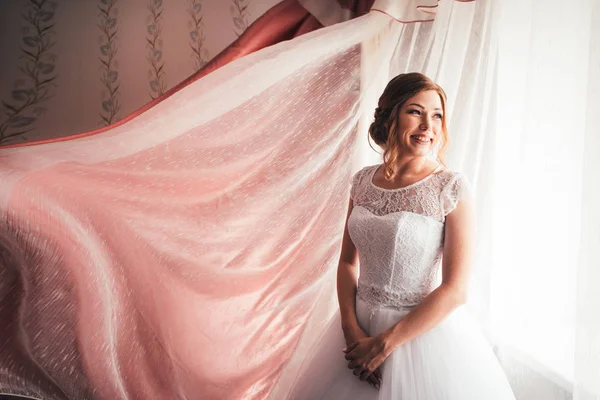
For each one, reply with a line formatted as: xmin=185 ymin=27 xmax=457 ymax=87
xmin=372 ymin=0 xmax=476 ymax=22
xmin=370 ymin=7 xmax=435 ymax=24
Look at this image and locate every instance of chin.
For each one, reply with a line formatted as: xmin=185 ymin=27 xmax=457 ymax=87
xmin=407 ymin=146 xmax=431 ymax=157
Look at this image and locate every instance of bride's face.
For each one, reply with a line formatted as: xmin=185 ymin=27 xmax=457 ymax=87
xmin=395 ymin=90 xmax=444 ymax=157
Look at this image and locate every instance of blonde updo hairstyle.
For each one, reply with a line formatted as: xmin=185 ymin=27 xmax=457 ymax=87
xmin=368 ymin=72 xmax=449 ymax=181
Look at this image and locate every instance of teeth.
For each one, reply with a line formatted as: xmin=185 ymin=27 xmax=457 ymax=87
xmin=411 ymin=135 xmax=430 ymax=143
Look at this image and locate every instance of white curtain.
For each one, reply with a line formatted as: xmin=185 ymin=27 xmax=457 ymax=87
xmin=491 ymin=0 xmax=600 ymax=399
xmin=355 ymin=1 xmax=600 ymax=399
xmin=271 ymin=0 xmax=501 ymax=396
xmin=272 ymin=0 xmax=500 ymax=396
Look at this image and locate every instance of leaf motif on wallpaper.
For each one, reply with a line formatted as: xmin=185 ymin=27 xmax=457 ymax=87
xmin=40 ymin=63 xmax=55 ymax=74
xmin=0 ymin=0 xmax=58 ymax=145
xmin=147 ymin=0 xmax=166 ymax=99
xmin=230 ymin=0 xmax=251 ymax=37
xmin=23 ymin=37 xmax=38 ymax=47
xmin=10 ymin=116 xmax=36 ymax=128
xmin=188 ymin=0 xmax=210 ymax=72
xmin=11 ymin=90 xmax=30 ymax=102
xmin=108 ymin=71 xmax=119 ymax=83
xmin=39 ymin=10 xmax=54 ymax=22
xmin=97 ymin=0 xmax=121 ymax=126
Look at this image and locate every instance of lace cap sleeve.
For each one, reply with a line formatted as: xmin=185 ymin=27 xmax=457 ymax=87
xmin=349 ymin=166 xmax=370 ymax=201
xmin=440 ymin=172 xmax=471 ymax=216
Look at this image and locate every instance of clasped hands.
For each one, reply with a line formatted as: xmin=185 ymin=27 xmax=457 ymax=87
xmin=343 ymin=328 xmax=392 ymax=390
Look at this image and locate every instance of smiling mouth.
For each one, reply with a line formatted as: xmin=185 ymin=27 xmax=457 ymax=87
xmin=410 ymin=135 xmax=432 ymax=145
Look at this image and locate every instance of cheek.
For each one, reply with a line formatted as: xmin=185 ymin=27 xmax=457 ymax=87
xmin=400 ymin=129 xmax=414 ymax=142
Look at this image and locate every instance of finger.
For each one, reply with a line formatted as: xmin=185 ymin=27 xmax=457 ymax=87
xmin=345 ymin=347 xmax=360 ymax=359
xmin=367 ymin=375 xmax=380 ymax=390
xmin=345 ymin=347 xmax=362 ymax=360
xmin=353 ymin=367 xmax=362 ymax=376
xmin=368 ymin=369 xmax=380 ymax=385
xmin=360 ymin=369 xmax=371 ymax=381
xmin=374 ymin=369 xmax=382 ymax=380
xmin=345 ymin=342 xmax=359 ymax=353
xmin=371 ymin=369 xmax=380 ymax=381
xmin=375 ymin=376 xmax=381 ymax=387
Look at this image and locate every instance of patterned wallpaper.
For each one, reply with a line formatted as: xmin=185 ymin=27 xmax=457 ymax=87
xmin=0 ymin=0 xmax=280 ymax=145
xmin=0 ymin=0 xmax=59 ymax=144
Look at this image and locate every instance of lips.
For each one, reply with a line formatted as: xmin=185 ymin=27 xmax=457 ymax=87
xmin=410 ymin=134 xmax=432 ymax=145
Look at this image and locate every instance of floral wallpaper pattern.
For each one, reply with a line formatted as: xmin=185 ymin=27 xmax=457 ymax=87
xmin=0 ymin=0 xmax=268 ymax=144
xmin=230 ymin=0 xmax=251 ymax=37
xmin=188 ymin=0 xmax=209 ymax=72
xmin=97 ymin=0 xmax=121 ymax=126
xmin=0 ymin=0 xmax=58 ymax=145
xmin=147 ymin=0 xmax=166 ymax=99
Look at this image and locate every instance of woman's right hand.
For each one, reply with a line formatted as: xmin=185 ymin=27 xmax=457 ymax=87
xmin=343 ymin=325 xmax=382 ymax=390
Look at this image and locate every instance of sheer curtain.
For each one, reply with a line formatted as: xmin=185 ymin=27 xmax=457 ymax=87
xmin=492 ymin=0 xmax=600 ymax=399
xmin=271 ymin=1 xmax=499 ymax=397
xmin=575 ymin=3 xmax=600 ymax=395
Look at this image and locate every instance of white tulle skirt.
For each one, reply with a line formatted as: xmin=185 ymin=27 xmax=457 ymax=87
xmin=287 ymin=297 xmax=515 ymax=400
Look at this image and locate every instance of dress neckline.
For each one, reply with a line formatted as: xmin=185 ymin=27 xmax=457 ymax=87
xmin=369 ymin=163 xmax=444 ymax=192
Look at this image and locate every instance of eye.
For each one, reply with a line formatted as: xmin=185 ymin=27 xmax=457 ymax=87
xmin=434 ymin=113 xmax=443 ymax=119
xmin=408 ymin=109 xmax=421 ymax=115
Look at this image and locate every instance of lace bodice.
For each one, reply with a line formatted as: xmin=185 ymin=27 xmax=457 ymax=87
xmin=348 ymin=164 xmax=468 ymax=310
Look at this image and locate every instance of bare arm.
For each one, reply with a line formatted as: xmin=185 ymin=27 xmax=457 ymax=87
xmin=337 ymin=197 xmax=384 ymax=388
xmin=337 ymin=198 xmax=361 ymax=335
xmin=378 ymin=193 xmax=476 ymax=353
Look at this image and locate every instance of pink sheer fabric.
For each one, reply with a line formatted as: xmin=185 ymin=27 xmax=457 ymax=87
xmin=0 ymin=1 xmax=470 ymax=399
xmin=0 ymin=10 xmax=401 ymax=399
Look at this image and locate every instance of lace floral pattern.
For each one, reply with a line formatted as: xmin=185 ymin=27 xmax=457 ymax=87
xmin=350 ymin=164 xmax=466 ymax=223
xmin=348 ymin=164 xmax=468 ymax=310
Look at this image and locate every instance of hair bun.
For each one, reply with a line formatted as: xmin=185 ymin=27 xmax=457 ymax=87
xmin=374 ymin=107 xmax=382 ymax=119
xmin=369 ymin=119 xmax=387 ymax=146
xmin=369 ymin=106 xmax=389 ymax=146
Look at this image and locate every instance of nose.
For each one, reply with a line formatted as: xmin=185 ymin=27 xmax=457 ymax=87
xmin=419 ymin=114 xmax=434 ymax=131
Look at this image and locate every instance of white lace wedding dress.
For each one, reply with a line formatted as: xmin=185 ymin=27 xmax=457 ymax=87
xmin=287 ymin=164 xmax=515 ymax=400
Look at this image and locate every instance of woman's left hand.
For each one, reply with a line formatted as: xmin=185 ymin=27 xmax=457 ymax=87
xmin=343 ymin=336 xmax=392 ymax=381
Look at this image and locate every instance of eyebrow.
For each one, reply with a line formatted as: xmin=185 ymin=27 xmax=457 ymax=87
xmin=407 ymin=103 xmax=443 ymax=111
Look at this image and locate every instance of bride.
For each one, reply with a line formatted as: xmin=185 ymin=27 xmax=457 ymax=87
xmin=287 ymin=72 xmax=516 ymax=399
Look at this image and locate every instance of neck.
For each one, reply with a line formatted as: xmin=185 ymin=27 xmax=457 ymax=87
xmin=389 ymin=155 xmax=431 ymax=178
